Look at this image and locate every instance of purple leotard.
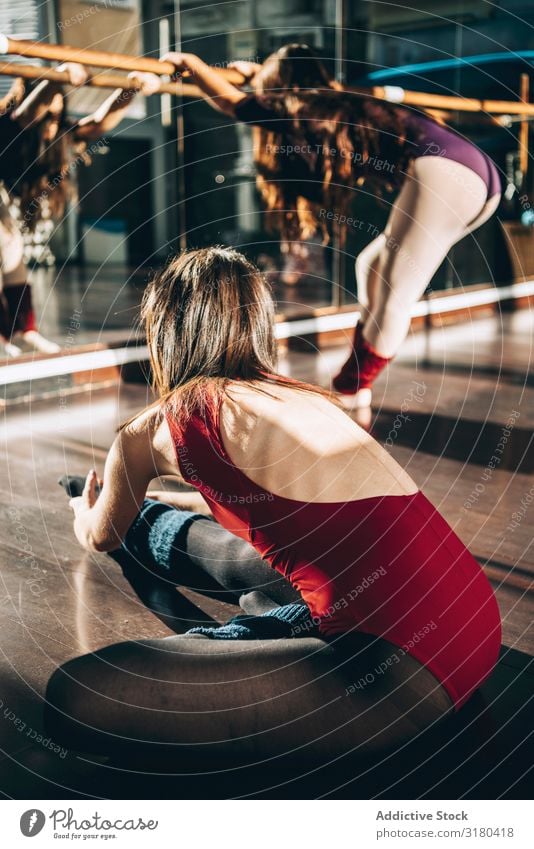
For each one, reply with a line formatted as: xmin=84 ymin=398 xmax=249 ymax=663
xmin=409 ymin=111 xmax=500 ymax=198
xmin=234 ymin=94 xmax=501 ymax=199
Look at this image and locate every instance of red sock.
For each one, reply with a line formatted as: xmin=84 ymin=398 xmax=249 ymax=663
xmin=333 ymin=323 xmax=391 ymax=393
xmin=22 ymin=309 xmax=37 ymax=332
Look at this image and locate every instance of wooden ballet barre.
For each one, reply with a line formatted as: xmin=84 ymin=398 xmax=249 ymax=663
xmin=1 ymin=34 xmax=533 ymax=116
xmin=0 ymin=61 xmax=236 ymax=102
xmin=382 ymin=86 xmax=534 ymax=117
xmin=0 ymin=33 xmax=244 ymax=82
xmin=0 ymin=61 xmax=214 ymax=100
xmin=0 ymin=61 xmax=184 ymax=95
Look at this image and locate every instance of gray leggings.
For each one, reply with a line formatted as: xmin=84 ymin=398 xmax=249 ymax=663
xmin=45 ymin=502 xmax=453 ymax=763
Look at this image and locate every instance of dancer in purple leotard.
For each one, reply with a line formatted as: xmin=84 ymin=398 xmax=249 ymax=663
xmin=138 ymin=44 xmax=501 ymax=409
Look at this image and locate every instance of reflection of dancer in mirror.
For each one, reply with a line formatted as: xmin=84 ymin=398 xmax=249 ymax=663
xmin=0 ymin=63 xmax=139 ymax=356
xmin=48 ymin=247 xmax=500 ymax=760
xmin=142 ymin=44 xmax=501 ymax=408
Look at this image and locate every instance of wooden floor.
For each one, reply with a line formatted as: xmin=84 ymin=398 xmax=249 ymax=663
xmin=0 ymin=308 xmax=532 ymax=799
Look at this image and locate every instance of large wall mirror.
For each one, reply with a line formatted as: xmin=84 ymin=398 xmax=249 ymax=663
xmin=0 ymin=0 xmax=529 ymax=364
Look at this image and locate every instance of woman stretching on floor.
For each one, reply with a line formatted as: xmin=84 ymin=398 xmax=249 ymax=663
xmin=0 ymin=64 xmax=139 ymax=356
xmin=138 ymin=44 xmax=501 ymax=408
xmin=47 ymin=246 xmax=501 ymax=762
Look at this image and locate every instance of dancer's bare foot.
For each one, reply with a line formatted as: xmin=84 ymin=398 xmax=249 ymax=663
xmin=22 ymin=331 xmax=61 ymax=354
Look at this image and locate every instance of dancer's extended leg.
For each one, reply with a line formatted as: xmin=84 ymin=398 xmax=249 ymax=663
xmin=364 ymin=158 xmax=493 ymax=357
xmin=333 ymin=233 xmax=386 ymax=407
xmin=334 ymin=157 xmax=500 ymax=400
xmin=112 ymin=498 xmax=302 ymax=609
xmin=57 ymin=477 xmax=302 ymax=617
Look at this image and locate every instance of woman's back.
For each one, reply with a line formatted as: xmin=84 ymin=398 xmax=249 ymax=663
xmin=165 ymin=378 xmax=499 ymax=709
xmin=218 ymin=381 xmax=417 ymax=503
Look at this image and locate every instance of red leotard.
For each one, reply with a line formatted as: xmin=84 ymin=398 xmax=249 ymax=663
xmin=166 ymin=391 xmax=501 ymax=710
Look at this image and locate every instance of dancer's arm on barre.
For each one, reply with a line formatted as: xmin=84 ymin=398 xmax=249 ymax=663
xmin=75 ymin=80 xmax=138 ymax=140
xmin=160 ymin=52 xmax=247 ymax=116
xmin=12 ymin=62 xmax=87 ymax=127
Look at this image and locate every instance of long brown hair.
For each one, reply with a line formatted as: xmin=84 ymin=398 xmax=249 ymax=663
xmin=139 ymin=246 xmax=331 ymax=427
xmin=250 ymin=43 xmax=416 ymax=244
xmin=3 ymin=79 xmax=84 ymax=229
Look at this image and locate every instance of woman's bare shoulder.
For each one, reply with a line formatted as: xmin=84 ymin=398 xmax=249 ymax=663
xmin=121 ymin=402 xmax=166 ymax=438
xmin=119 ymin=402 xmax=179 ymax=476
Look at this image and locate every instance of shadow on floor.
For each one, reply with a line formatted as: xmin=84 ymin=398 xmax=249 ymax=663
xmin=1 ymin=646 xmax=532 ymax=800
